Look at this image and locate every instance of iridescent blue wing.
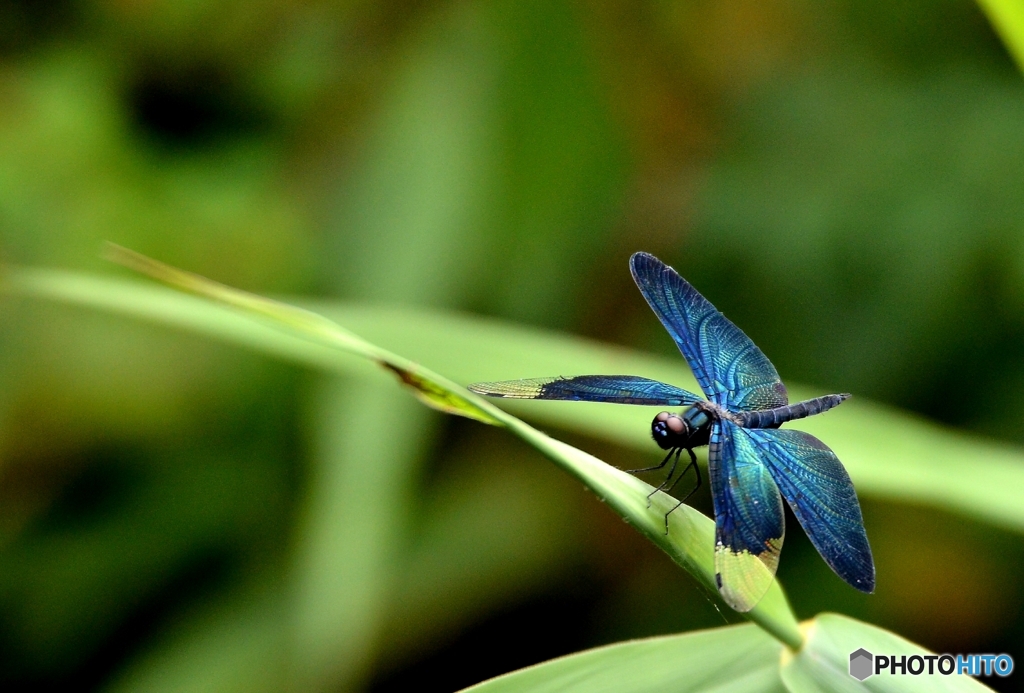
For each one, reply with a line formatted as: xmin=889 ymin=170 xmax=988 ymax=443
xmin=745 ymin=427 xmax=875 ymax=593
xmin=709 ymin=419 xmax=785 ymax=612
xmin=468 ymin=375 xmax=702 ymax=406
xmin=629 ymin=252 xmax=787 ymax=411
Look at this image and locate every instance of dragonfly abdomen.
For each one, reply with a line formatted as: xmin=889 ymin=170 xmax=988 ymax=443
xmin=737 ymin=394 xmax=850 ymax=428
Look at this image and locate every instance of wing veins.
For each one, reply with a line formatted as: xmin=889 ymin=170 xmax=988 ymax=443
xmin=745 ymin=427 xmax=875 ymax=593
xmin=629 ymin=253 xmax=787 ymax=411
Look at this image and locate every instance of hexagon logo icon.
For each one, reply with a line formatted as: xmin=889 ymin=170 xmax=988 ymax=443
xmin=850 ymin=648 xmax=873 ymax=681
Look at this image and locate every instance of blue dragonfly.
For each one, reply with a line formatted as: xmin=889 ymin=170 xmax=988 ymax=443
xmin=469 ymin=252 xmax=874 ymax=612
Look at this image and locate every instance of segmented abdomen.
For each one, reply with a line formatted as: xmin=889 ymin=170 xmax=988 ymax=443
xmin=736 ymin=394 xmax=850 ymax=428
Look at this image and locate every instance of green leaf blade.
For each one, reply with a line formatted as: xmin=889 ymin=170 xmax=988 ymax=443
xmin=506 ymin=426 xmax=801 ymax=648
xmin=1 ymin=261 xmax=803 ymax=642
xmin=460 ymin=623 xmax=785 ymax=693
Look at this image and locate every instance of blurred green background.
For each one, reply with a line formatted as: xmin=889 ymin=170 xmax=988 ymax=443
xmin=1 ymin=0 xmax=1023 ymax=691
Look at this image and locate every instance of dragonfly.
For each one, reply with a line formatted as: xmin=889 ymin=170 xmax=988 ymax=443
xmin=469 ymin=252 xmax=874 ymax=612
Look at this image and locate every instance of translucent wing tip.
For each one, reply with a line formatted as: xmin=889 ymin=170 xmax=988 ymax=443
xmin=714 ymin=544 xmax=781 ymax=612
xmin=467 ymin=379 xmax=549 ymax=398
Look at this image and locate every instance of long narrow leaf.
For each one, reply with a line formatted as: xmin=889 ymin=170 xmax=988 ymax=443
xmin=0 ymin=262 xmax=802 ymax=647
xmin=11 ymin=267 xmax=1024 ymax=536
xmin=460 ymin=623 xmax=785 ymax=693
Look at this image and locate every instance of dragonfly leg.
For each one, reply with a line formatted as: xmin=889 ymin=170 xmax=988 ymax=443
xmin=625 ymin=448 xmax=676 ymax=474
xmin=663 ymin=448 xmax=700 ymax=534
xmin=627 ymin=448 xmax=675 ymax=509
xmin=683 ymin=449 xmax=702 ymax=499
xmin=662 ymin=449 xmax=698 ymax=496
xmin=645 ymin=448 xmax=681 ymax=508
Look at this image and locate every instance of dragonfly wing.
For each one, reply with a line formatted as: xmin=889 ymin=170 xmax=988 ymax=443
xmin=745 ymin=427 xmax=874 ymax=593
xmin=629 ymin=252 xmax=787 ymax=410
xmin=710 ymin=419 xmax=785 ymax=612
xmin=467 ymin=375 xmax=702 ymax=406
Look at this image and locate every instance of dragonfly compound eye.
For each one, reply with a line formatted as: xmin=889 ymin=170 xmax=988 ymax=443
xmin=651 ymin=412 xmax=688 ymax=449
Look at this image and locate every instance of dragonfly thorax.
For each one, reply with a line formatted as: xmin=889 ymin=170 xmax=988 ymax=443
xmin=651 ymin=407 xmax=712 ymax=451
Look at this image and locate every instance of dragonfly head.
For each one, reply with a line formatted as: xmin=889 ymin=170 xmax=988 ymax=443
xmin=651 ymin=411 xmax=692 ymax=450
xmin=652 ymin=407 xmax=712 ymax=450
